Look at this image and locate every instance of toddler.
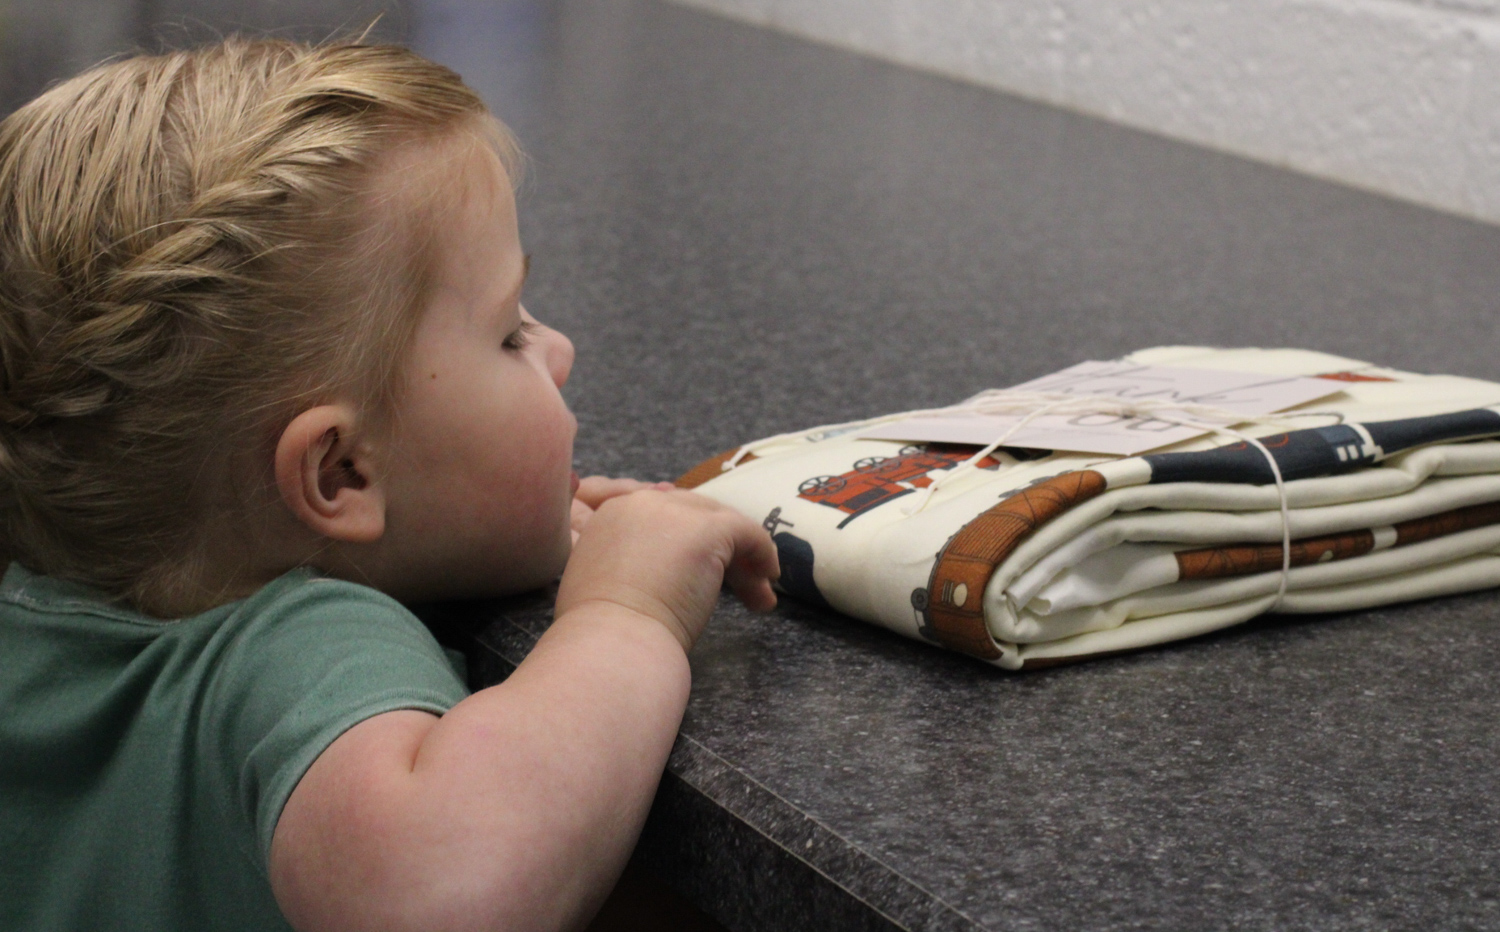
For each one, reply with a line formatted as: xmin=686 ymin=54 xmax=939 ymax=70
xmin=0 ymin=36 xmax=778 ymax=932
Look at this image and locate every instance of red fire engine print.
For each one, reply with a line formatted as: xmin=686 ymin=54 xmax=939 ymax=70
xmin=1316 ymin=371 xmax=1397 ymax=383
xmin=797 ymin=444 xmax=1003 ymax=528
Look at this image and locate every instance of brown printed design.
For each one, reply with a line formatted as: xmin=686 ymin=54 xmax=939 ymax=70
xmin=1394 ymin=500 xmax=1500 ymax=546
xmin=798 ymin=445 xmax=1001 ymax=529
xmin=922 ymin=470 xmax=1108 ymax=659
xmin=676 ymin=448 xmax=757 ymax=490
xmin=1030 ymin=498 xmax=1500 ymax=670
xmin=1176 ymin=531 xmax=1377 ymax=579
xmin=1175 ymin=499 xmax=1500 ymax=581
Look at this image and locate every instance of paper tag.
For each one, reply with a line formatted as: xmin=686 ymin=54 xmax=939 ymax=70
xmin=857 ymin=361 xmax=1341 ymax=456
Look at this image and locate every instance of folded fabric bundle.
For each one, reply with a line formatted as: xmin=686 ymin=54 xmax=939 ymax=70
xmin=677 ymin=347 xmax=1500 ymax=669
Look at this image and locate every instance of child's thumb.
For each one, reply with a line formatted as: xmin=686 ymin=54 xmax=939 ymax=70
xmin=723 ymin=515 xmax=779 ymax=612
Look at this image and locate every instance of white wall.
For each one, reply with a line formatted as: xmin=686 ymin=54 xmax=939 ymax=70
xmin=668 ymin=0 xmax=1500 ymax=225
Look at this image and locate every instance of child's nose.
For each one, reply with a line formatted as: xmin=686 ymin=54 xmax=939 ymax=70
xmin=545 ymin=327 xmax=575 ymax=389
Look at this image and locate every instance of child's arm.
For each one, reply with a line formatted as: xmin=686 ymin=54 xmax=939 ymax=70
xmin=267 ymin=489 xmax=778 ymax=932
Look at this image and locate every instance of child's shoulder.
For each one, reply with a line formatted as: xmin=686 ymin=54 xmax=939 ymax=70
xmin=1 ymin=562 xmax=464 ymax=719
xmin=0 ymin=560 xmax=464 ymax=718
xmin=0 ymin=562 xmax=469 ymax=931
xmin=0 ymin=561 xmax=413 ymax=638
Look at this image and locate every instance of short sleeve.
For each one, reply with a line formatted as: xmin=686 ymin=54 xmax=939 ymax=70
xmin=194 ymin=573 xmax=470 ymax=870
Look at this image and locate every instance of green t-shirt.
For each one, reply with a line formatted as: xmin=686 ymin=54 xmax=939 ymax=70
xmin=0 ymin=563 xmax=470 ymax=931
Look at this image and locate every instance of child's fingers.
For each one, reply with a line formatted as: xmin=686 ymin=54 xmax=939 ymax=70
xmin=574 ymin=476 xmax=668 ymax=509
xmin=729 ymin=575 xmax=778 ymax=613
xmin=560 ymin=489 xmax=779 ymax=644
xmin=570 ymin=497 xmax=596 ymax=536
xmin=720 ymin=510 xmax=780 ymax=612
xmin=574 ymin=476 xmax=640 ymax=509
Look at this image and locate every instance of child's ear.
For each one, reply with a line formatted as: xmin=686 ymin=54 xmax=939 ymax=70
xmin=275 ymin=405 xmax=386 ymax=544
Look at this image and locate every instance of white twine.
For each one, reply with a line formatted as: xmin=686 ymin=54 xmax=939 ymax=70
xmin=725 ymin=390 xmax=1346 ymax=611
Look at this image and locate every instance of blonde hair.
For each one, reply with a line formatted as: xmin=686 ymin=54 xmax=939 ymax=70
xmin=0 ymin=36 xmax=518 ymax=612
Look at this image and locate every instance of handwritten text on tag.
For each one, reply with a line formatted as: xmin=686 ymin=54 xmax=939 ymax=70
xmin=857 ymin=362 xmax=1340 ymax=456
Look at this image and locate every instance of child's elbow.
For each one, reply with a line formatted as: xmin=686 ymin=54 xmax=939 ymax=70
xmin=269 ymin=710 xmax=579 ymax=932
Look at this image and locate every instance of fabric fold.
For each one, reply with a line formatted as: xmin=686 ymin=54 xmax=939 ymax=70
xmin=679 ymin=347 xmax=1500 ymax=669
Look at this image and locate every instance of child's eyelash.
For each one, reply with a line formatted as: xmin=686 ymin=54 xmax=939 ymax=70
xmin=503 ymin=321 xmax=542 ymax=350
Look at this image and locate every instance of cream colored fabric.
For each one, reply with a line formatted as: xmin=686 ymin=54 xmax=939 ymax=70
xmin=688 ymin=347 xmax=1500 ymax=668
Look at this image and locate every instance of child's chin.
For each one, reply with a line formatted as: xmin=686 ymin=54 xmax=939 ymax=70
xmin=535 ymin=529 xmax=575 ymax=580
xmin=442 ymin=532 xmax=572 ymax=599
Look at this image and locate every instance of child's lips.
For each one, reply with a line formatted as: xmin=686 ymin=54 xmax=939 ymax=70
xmin=570 ymin=470 xmax=580 ymax=496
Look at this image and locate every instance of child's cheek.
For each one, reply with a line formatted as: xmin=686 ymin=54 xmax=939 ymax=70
xmin=483 ymin=399 xmax=574 ymax=520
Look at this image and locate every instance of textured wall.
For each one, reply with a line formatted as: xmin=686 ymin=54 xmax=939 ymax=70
xmin=667 ymin=0 xmax=1500 ymax=225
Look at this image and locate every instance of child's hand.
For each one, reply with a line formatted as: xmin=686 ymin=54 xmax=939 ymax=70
xmin=558 ymin=488 xmax=779 ymax=651
xmin=569 ymin=476 xmax=675 ymax=542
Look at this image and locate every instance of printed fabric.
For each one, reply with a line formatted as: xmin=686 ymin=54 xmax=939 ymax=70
xmin=678 ymin=347 xmax=1500 ymax=669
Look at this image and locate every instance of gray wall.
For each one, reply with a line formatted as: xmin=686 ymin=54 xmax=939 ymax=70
xmin=668 ymin=0 xmax=1500 ymax=225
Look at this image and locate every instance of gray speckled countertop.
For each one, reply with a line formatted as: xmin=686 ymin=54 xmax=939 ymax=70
xmin=3 ymin=0 xmax=1490 ymax=928
xmin=424 ymin=0 xmax=1500 ymax=928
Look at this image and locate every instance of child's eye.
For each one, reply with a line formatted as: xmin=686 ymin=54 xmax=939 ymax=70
xmin=503 ymin=321 xmax=542 ymax=351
